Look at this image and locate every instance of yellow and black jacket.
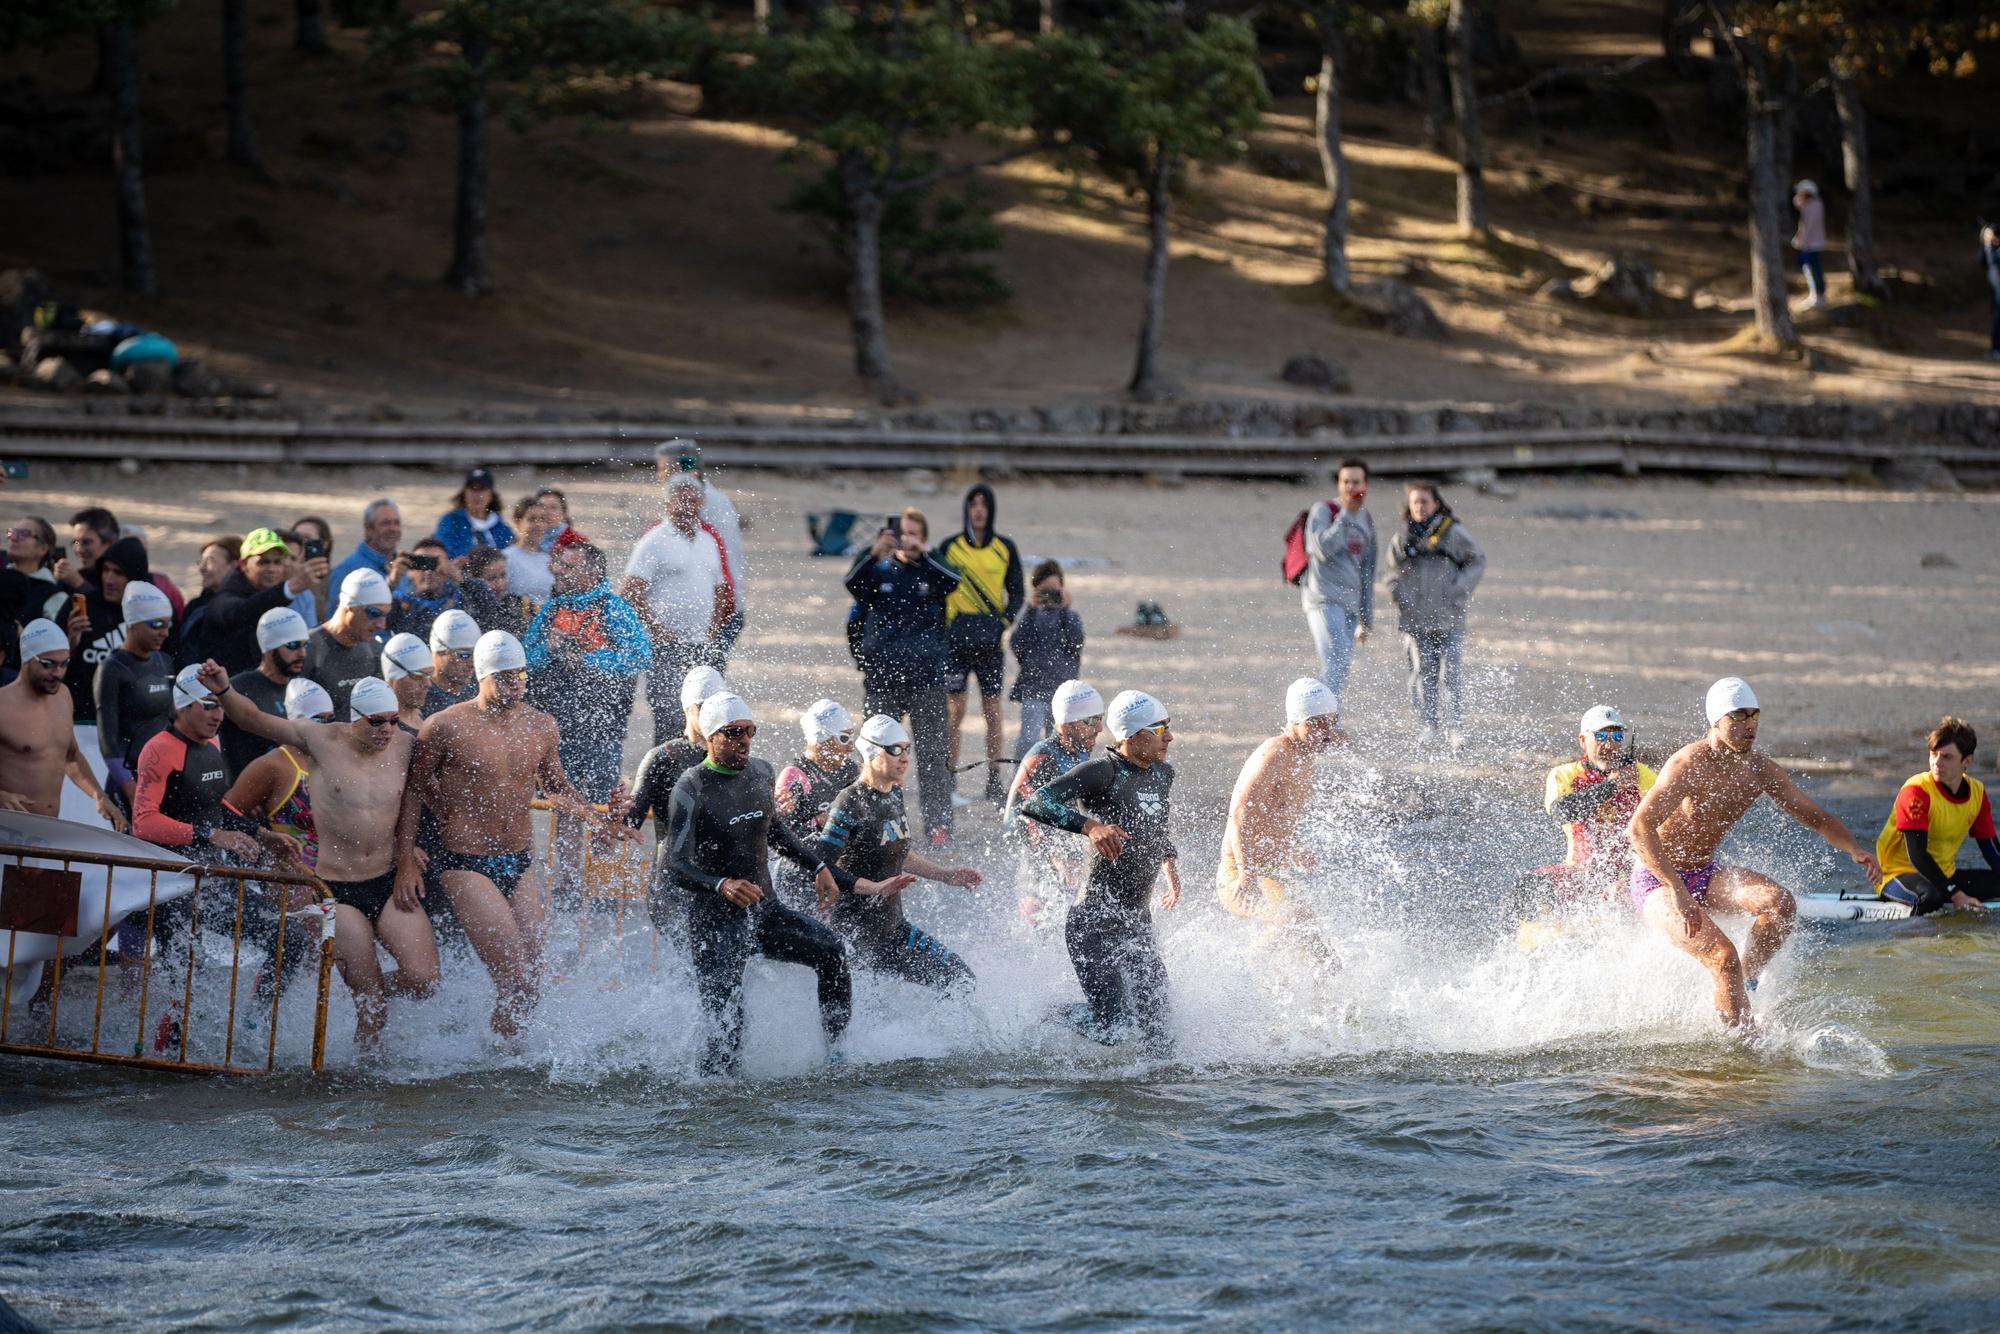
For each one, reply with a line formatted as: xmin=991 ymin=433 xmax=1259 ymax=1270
xmin=933 ymin=483 xmax=1025 ymax=626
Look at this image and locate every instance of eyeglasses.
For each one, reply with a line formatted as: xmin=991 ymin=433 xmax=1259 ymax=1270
xmin=6 ymin=527 xmax=40 ymax=542
xmin=278 ymin=640 xmax=307 ymax=652
xmin=361 ymin=713 xmax=400 ymax=728
xmin=1592 ymin=728 xmax=1625 ymax=742
xmin=1726 ymin=708 xmax=1760 ymax=722
xmin=716 ymin=724 xmax=756 ymax=741
xmin=140 ymin=618 xmax=171 ymax=631
xmin=877 ymin=742 xmax=910 ymax=757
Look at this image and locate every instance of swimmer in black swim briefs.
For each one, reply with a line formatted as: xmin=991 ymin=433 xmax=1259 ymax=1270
xmin=433 ymin=847 xmax=533 ymax=900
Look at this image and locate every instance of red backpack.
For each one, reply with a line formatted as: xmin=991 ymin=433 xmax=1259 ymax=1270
xmin=1281 ymin=500 xmax=1331 ymax=585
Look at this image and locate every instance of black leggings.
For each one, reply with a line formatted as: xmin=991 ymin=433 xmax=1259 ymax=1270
xmin=862 ymin=673 xmax=953 ymax=838
xmin=1064 ymin=901 xmax=1170 ymax=1051
xmin=1883 ymin=867 xmax=2000 ymax=916
xmin=686 ymin=891 xmax=851 ymax=1075
xmin=847 ymin=920 xmax=974 ymax=992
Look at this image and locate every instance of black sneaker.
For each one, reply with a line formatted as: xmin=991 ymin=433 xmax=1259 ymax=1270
xmin=984 ymin=768 xmax=1005 ymax=805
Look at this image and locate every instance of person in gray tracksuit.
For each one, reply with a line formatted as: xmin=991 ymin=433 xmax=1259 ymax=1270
xmin=1388 ymin=480 xmax=1485 ymax=749
xmin=1299 ymin=458 xmax=1376 ymax=700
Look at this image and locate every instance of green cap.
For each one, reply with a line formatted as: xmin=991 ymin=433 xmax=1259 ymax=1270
xmin=241 ymin=527 xmax=288 ymax=558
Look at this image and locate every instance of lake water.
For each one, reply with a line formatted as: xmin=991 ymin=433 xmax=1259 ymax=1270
xmin=4 ymin=792 xmax=1998 ymax=1329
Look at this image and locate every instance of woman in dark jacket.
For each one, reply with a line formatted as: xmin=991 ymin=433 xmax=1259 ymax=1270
xmin=1387 ymin=480 xmax=1485 ymax=754
xmin=432 ymin=466 xmax=515 ymax=564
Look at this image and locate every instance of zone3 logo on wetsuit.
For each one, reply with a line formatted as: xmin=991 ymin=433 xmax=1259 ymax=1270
xmin=131 ymin=726 xmax=259 ymax=852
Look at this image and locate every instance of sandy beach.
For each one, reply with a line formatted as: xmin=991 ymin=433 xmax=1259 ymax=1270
xmin=9 ymin=461 xmax=1995 ymax=820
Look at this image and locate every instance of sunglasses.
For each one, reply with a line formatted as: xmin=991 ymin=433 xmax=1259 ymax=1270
xmin=1726 ymin=708 xmax=1760 ymax=722
xmin=1592 ymin=728 xmax=1625 ymax=742
xmin=361 ymin=713 xmax=400 ymax=728
xmin=490 ymin=669 xmax=528 ymax=684
xmin=140 ymin=618 xmax=170 ymax=631
xmin=716 ymin=724 xmax=756 ymax=741
xmin=1138 ymin=722 xmax=1171 ymax=737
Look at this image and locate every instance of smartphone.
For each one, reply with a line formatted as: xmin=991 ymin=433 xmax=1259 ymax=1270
xmin=2 ymin=461 xmax=26 ymax=480
xmin=70 ymin=593 xmax=87 ymax=623
xmin=1037 ymin=587 xmax=1062 ymax=607
xmin=405 ymin=553 xmax=439 ymax=572
xmin=303 ymin=539 xmax=329 ymax=561
xmin=885 ymin=516 xmax=902 ymax=538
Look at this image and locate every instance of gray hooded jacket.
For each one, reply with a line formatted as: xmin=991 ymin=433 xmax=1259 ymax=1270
xmin=1299 ymin=501 xmax=1377 ymax=626
xmin=1389 ymin=513 xmax=1486 ymax=634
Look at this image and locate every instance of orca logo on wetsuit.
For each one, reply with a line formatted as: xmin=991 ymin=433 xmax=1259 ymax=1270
xmin=728 ymin=808 xmax=766 ymax=825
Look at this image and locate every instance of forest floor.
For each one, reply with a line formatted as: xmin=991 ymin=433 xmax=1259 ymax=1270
xmin=2 ymin=0 xmax=1998 ymax=418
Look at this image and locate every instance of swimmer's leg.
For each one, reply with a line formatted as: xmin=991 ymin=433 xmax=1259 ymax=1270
xmin=1063 ymin=907 xmax=1125 ymax=1035
xmin=755 ymin=903 xmax=853 ymax=1048
xmin=376 ymin=901 xmax=441 ymax=1003
xmin=441 ymin=869 xmax=536 ymax=1038
xmin=878 ymin=923 xmax=975 ymax=993
xmin=1116 ymin=925 xmax=1172 ymax=1054
xmin=686 ymin=895 xmax=754 ymax=1074
xmin=1640 ymin=888 xmax=1750 ymax=1026
xmin=330 ymin=904 xmax=390 ymax=1048
xmin=1705 ymin=867 xmax=1796 ymax=985
xmin=508 ymin=867 xmax=550 ymax=981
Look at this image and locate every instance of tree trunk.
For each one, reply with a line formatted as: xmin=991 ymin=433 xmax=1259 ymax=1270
xmin=1741 ymin=59 xmax=1798 ymax=347
xmin=295 ymin=0 xmax=330 ymax=54
xmin=444 ymin=37 xmax=492 ymax=297
xmin=1314 ymin=29 xmax=1351 ymax=294
xmin=1660 ymin=0 xmax=1695 ymax=74
xmin=753 ymin=0 xmax=781 ymax=32
xmin=90 ymin=24 xmax=116 ymax=96
xmin=1447 ymin=0 xmax=1488 ymax=237
xmin=1419 ymin=23 xmax=1449 ymax=154
xmin=1831 ymin=70 xmax=1885 ymax=299
xmin=1128 ymin=148 xmax=1174 ymax=400
xmin=1040 ymin=0 xmax=1058 ymax=35
xmin=843 ymin=159 xmax=902 ymax=404
xmin=107 ymin=22 xmax=158 ymax=298
xmin=222 ymin=0 xmax=259 ymax=169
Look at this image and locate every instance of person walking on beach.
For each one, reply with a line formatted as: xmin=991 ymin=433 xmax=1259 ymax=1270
xmin=1298 ymin=459 xmax=1375 ymax=700
xmin=1792 ymin=180 xmax=1828 ymax=311
xmin=1388 ymin=480 xmax=1484 ymax=754
xmin=1981 ymin=225 xmax=2000 ymax=361
xmin=1627 ymin=678 xmax=1879 ymax=1028
xmin=1008 ymin=559 xmax=1084 ymax=760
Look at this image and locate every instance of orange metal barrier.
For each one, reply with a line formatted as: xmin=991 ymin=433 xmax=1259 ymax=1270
xmin=0 ymin=843 xmax=336 ymax=1076
xmin=534 ymin=801 xmax=661 ymax=980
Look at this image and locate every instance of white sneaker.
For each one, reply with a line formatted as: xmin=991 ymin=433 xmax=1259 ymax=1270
xmin=950 ymin=790 xmax=970 ymax=809
xmin=1417 ymin=725 xmax=1439 ymax=746
xmin=1447 ymin=728 xmax=1468 ymax=756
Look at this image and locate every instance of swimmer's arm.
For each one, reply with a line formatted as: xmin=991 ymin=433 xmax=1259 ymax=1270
xmin=535 ymin=726 xmax=618 ymax=832
xmin=1158 ymin=857 xmax=1181 ymax=910
xmin=770 ymin=814 xmax=854 ymax=894
xmin=205 ymin=663 xmax=311 ymax=749
xmin=1017 ymin=765 xmax=1095 ymax=835
xmin=1626 ymin=755 xmax=1690 ymax=893
xmin=222 ymin=758 xmax=281 ymax=824
xmin=1765 ymin=761 xmax=1878 ymax=875
xmin=393 ymin=727 xmax=442 ymax=872
xmin=1979 ymin=837 xmax=2000 ymax=875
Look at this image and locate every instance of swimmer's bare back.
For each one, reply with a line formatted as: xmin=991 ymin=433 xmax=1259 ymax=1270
xmin=1635 ymin=738 xmax=1792 ymax=871
xmin=416 ymin=700 xmax=560 ymax=855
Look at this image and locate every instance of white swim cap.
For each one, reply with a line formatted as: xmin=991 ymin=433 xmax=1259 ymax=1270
xmin=473 ymin=630 xmax=526 ymax=680
xmin=680 ymin=664 xmax=727 ymax=709
xmin=1579 ymin=704 xmax=1625 ymax=735
xmin=348 ymin=676 xmax=400 ymax=721
xmin=338 ymin=568 xmax=393 ymax=609
xmin=1106 ymin=689 xmax=1168 ymax=742
xmin=171 ymin=664 xmax=218 ymax=710
xmin=283 ymin=677 xmax=335 ymax=721
xmin=428 ymin=608 xmax=480 ymax=652
xmin=854 ymin=713 xmax=911 ymax=760
xmin=1052 ymin=680 xmax=1105 ymax=725
xmin=256 ymin=606 xmax=311 ymax=653
xmin=801 ymin=698 xmax=856 ymax=745
xmin=1285 ymin=677 xmax=1339 ymax=725
xmin=381 ymin=632 xmax=432 ymax=681
xmin=120 ymin=580 xmax=174 ymax=627
xmin=18 ymin=619 xmax=67 ymax=661
xmin=666 ymin=471 xmax=703 ymax=495
xmin=1705 ymin=677 xmax=1758 ymax=725
xmin=698 ymin=691 xmax=754 ymax=737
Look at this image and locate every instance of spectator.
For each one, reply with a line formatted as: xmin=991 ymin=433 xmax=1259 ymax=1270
xmin=381 ymin=632 xmax=434 ymax=732
xmin=935 ymin=483 xmax=1023 ymax=806
xmin=94 ymin=581 xmax=178 ymax=804
xmin=308 ymin=569 xmax=392 ymax=715
xmin=280 ymin=530 xmax=320 ymax=627
xmin=1981 ymin=225 xmax=2000 ymax=362
xmin=433 ymin=466 xmax=515 ymax=564
xmin=1008 ymin=559 xmax=1085 ymax=759
xmin=1299 ymin=458 xmax=1376 ymax=700
xmin=201 ymin=527 xmax=326 ymax=676
xmin=179 ymin=535 xmax=242 ymax=656
xmin=65 ymin=507 xmax=120 ymax=589
xmin=525 ymin=539 xmax=652 ymax=887
xmin=62 ymin=554 xmax=125 ymax=739
xmin=6 ymin=515 xmax=70 ymax=622
xmin=461 ymin=546 xmax=534 ymax=639
xmin=423 ymin=608 xmax=481 ymax=717
xmin=504 ymin=492 xmax=558 ymax=603
xmin=1792 ymin=180 xmax=1827 ymax=310
xmin=536 ymin=485 xmax=581 ymax=548
xmin=1388 ymin=479 xmax=1486 ymax=754
xmin=329 ymin=498 xmax=402 ymax=592
xmin=92 ymin=524 xmax=186 ymax=617
xmin=623 ymin=472 xmax=727 ymax=745
xmin=388 ymin=537 xmax=462 ymax=642
xmin=221 ymin=607 xmax=310 ymax=779
xmin=289 ymin=514 xmax=335 ymax=619
xmin=845 ymin=508 xmax=960 ymax=844
xmin=655 ymin=440 xmax=745 ymax=664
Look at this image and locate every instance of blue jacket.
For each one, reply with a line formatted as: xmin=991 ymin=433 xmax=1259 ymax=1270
xmin=327 ymin=542 xmax=391 ymax=598
xmin=433 ymin=508 xmax=517 ymax=561
xmin=524 ymin=580 xmax=653 ymax=678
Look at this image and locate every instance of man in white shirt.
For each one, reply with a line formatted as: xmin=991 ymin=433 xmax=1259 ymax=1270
xmin=622 ymin=473 xmax=727 ymax=745
xmin=655 ymin=439 xmax=745 ymax=667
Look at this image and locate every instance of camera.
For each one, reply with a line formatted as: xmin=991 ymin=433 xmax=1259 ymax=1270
xmin=303 ymin=539 xmax=329 ymax=561
xmin=404 ymin=552 xmax=439 ymax=572
xmin=1036 ymin=586 xmax=1062 ymax=606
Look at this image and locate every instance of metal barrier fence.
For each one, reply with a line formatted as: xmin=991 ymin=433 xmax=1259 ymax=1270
xmin=536 ymin=802 xmax=661 ymax=984
xmin=0 ymin=844 xmax=336 ymax=1076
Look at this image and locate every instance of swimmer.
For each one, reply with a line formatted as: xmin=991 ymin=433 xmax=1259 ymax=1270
xmin=422 ymin=609 xmax=481 ymax=718
xmin=817 ymin=715 xmax=983 ymax=991
xmin=393 ymin=631 xmax=627 ymax=1038
xmin=1871 ymin=716 xmax=1999 ymax=915
xmin=0 ymin=619 xmax=125 ymax=829
xmin=1529 ymin=705 xmax=1658 ymax=908
xmin=772 ymin=698 xmax=859 ymax=911
xmin=664 ymin=692 xmax=913 ymax=1074
xmin=380 ymin=632 xmax=433 ymax=734
xmin=1627 ymin=678 xmax=1880 ymax=1027
xmin=1215 ymin=678 xmax=1345 ymax=965
xmin=1003 ymin=679 xmax=1103 ymax=927
xmin=624 ymin=664 xmax=728 ymax=844
xmin=202 ymin=661 xmax=441 ymax=1049
xmin=1018 ymin=689 xmax=1182 ymax=1052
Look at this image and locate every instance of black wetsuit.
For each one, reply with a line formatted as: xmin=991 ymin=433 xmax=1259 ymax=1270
xmin=664 ymin=757 xmax=858 ymax=1074
xmin=421 ymin=679 xmax=475 ymax=719
xmin=220 ymin=666 xmax=289 ymax=779
xmin=303 ymin=627 xmax=381 ymax=717
xmin=93 ymin=647 xmax=174 ymax=782
xmin=818 ymin=780 xmax=973 ymax=990
xmin=773 ymin=754 xmax=858 ymax=909
xmin=1020 ymin=752 xmax=1178 ymax=1047
xmin=626 ymin=738 xmax=708 ymax=840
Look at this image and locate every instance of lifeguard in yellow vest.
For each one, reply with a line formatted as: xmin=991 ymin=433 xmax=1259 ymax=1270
xmin=1874 ymin=716 xmax=2000 ymax=916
